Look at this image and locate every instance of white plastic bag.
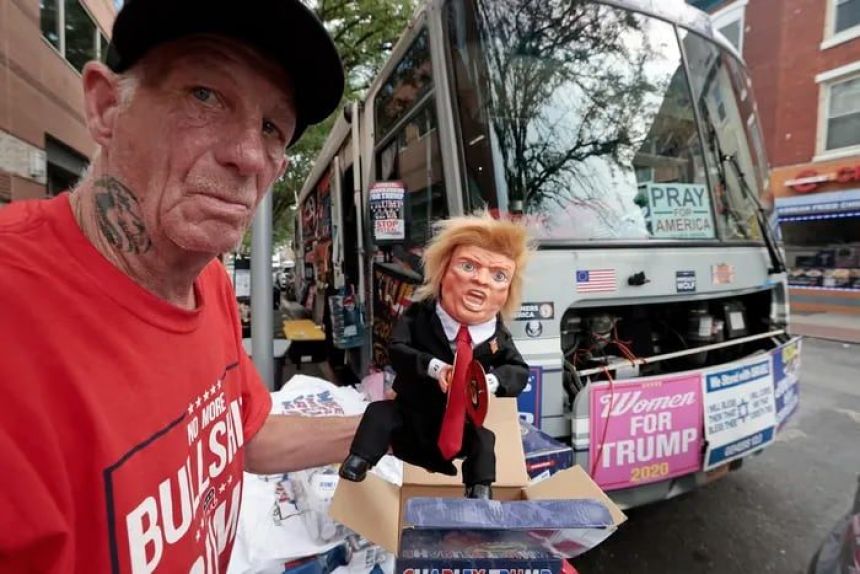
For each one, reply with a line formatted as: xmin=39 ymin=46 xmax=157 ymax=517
xmin=290 ymin=466 xmax=349 ymax=544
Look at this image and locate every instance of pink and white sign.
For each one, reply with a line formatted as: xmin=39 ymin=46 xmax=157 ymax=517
xmin=589 ymin=372 xmax=704 ymax=491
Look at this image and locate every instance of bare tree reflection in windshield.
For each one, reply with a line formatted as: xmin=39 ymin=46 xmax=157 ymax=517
xmin=447 ymin=0 xmax=713 ymax=242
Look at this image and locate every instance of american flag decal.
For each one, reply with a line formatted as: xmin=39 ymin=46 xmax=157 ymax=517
xmin=575 ymin=269 xmax=616 ymax=293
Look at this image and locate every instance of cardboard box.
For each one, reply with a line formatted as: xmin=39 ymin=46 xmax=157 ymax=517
xmin=520 ymin=420 xmax=574 ymax=480
xmin=330 ymin=398 xmax=625 ymax=572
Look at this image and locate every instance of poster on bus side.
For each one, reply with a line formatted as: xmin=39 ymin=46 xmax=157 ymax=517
xmin=772 ymin=337 xmax=802 ymax=428
xmin=701 ymin=355 xmax=777 ymax=471
xmin=645 ymin=183 xmax=716 ymax=239
xmin=369 ymin=181 xmax=406 ymax=242
xmin=589 ymin=372 xmax=704 ymax=491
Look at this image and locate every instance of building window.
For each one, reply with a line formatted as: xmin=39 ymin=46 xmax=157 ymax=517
xmin=64 ymin=0 xmax=98 ymax=72
xmin=835 ymin=0 xmax=860 ymax=34
xmin=781 ymin=212 xmax=860 ymax=291
xmin=816 ymin=65 xmax=860 ymax=158
xmin=823 ymin=0 xmax=860 ymax=49
xmin=40 ymin=0 xmax=60 ymax=50
xmin=45 ymin=136 xmax=88 ymax=196
xmin=826 ymin=76 xmax=860 ymax=151
xmin=40 ymin=0 xmax=107 ymax=73
xmin=710 ymin=0 xmax=747 ymax=54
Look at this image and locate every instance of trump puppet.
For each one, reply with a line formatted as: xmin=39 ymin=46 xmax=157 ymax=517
xmin=339 ymin=214 xmax=531 ymax=499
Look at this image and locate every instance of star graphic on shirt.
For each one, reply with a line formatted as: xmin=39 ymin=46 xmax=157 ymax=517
xmin=219 ymin=483 xmax=227 ymax=494
xmin=204 ymin=389 xmax=211 ymax=401
xmin=210 ymin=384 xmax=217 ymax=395
xmin=227 ymin=475 xmax=233 ymax=484
xmin=187 ymin=403 xmax=194 ymax=415
xmin=195 ymin=529 xmax=201 ymax=542
xmin=216 ymin=379 xmax=222 ymax=390
xmin=195 ymin=396 xmax=202 ymax=408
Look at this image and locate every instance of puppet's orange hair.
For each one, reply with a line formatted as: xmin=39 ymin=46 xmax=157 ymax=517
xmin=414 ymin=213 xmax=532 ymax=321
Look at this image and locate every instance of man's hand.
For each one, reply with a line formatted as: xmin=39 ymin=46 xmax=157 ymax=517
xmin=438 ymin=364 xmax=453 ymax=393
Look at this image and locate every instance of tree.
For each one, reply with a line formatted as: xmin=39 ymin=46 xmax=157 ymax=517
xmin=253 ymin=0 xmax=416 ymax=254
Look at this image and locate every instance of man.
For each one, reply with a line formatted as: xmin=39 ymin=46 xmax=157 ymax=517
xmin=339 ymin=215 xmax=531 ymax=499
xmin=0 ymin=1 xmax=356 ymax=571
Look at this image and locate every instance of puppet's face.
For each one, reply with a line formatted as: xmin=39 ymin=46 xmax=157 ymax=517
xmin=440 ymin=244 xmax=515 ymax=325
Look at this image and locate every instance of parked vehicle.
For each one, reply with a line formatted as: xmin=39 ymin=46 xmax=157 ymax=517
xmin=295 ymin=0 xmax=799 ymax=508
xmin=808 ymin=476 xmax=860 ymax=574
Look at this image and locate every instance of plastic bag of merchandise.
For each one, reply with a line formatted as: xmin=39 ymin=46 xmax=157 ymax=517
xmin=337 ymin=533 xmax=395 ymax=574
xmin=229 ymin=376 xmax=373 ymax=573
xmin=290 ymin=466 xmax=349 ymax=544
xmin=273 ymin=374 xmax=370 ymax=417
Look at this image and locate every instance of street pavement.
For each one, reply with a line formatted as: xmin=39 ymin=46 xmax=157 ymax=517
xmin=790 ymin=311 xmax=860 ymax=344
xmin=572 ymin=337 xmax=860 ymax=574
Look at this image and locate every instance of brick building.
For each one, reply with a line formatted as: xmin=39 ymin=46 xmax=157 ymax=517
xmin=690 ymin=0 xmax=860 ymax=313
xmin=0 ymin=0 xmax=116 ymax=205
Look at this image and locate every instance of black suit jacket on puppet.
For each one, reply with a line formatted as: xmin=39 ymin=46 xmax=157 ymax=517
xmin=389 ymin=298 xmax=529 ymax=421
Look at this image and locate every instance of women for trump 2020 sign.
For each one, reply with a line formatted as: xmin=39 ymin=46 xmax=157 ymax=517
xmin=589 ymin=340 xmax=798 ymax=490
xmin=589 ymin=373 xmax=704 ymax=490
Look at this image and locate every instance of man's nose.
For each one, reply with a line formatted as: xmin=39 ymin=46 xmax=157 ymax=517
xmin=216 ymin=121 xmax=268 ymax=176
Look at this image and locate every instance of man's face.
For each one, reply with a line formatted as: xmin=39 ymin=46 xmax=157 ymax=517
xmin=109 ymin=37 xmax=295 ymax=256
xmin=440 ymin=244 xmax=516 ymax=325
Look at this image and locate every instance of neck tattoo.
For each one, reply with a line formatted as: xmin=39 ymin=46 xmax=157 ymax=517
xmin=93 ymin=177 xmax=152 ymax=254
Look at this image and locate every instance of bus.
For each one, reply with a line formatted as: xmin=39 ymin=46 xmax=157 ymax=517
xmin=294 ymin=0 xmax=801 ymax=508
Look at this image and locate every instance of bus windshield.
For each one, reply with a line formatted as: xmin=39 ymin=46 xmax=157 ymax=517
xmin=446 ymin=0 xmax=766 ymax=243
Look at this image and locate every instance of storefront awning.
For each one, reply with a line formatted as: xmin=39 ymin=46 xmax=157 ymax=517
xmin=774 ymin=189 xmax=860 ymax=221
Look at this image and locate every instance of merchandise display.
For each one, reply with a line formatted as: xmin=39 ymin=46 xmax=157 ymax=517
xmin=231 ymin=378 xmax=622 ymax=573
xmin=228 ymin=377 xmax=392 ymax=574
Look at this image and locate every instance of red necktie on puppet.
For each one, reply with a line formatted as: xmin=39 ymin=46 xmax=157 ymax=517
xmin=437 ymin=324 xmax=472 ymax=460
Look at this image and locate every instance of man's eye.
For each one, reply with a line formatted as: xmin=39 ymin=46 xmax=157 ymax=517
xmin=493 ymin=270 xmax=509 ymax=282
xmin=191 ymin=87 xmax=216 ymax=104
xmin=262 ymin=119 xmax=284 ymax=140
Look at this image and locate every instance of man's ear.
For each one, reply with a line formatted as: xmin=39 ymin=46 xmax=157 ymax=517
xmin=81 ymin=61 xmax=123 ymax=147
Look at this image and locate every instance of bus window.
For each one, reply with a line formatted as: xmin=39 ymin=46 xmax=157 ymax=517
xmin=445 ymin=0 xmax=715 ymax=242
xmin=376 ymin=29 xmax=433 ymax=142
xmin=374 ymin=26 xmax=449 ymax=260
xmin=377 ymin=102 xmax=449 ymax=251
xmin=681 ymin=30 xmax=764 ymax=241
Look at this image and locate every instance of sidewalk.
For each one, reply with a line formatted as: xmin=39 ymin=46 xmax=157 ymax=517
xmin=243 ymin=298 xmax=335 ymax=388
xmin=789 ymin=311 xmax=860 ymax=344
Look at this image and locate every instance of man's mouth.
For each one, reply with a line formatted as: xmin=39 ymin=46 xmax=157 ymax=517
xmin=463 ymin=290 xmax=487 ymax=311
xmin=194 ymin=193 xmax=251 ymax=214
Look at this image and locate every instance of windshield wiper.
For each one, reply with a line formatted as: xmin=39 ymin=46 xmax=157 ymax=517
xmin=720 ymin=151 xmax=786 ymax=274
xmin=701 ymin=116 xmax=753 ymax=240
xmin=700 ymin=106 xmax=785 ymax=274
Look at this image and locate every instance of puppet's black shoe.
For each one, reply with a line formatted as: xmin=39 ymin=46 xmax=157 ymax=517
xmin=339 ymin=455 xmax=370 ymax=482
xmin=465 ymin=483 xmax=493 ymax=499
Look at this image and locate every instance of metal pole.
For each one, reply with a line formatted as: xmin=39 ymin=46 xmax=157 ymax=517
xmin=251 ymin=190 xmax=275 ymax=390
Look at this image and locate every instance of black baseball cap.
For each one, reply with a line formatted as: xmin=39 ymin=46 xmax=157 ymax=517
xmin=106 ymin=0 xmax=345 ymax=146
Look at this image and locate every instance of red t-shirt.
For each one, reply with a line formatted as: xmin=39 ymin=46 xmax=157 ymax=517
xmin=0 ymin=194 xmax=272 ymax=573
